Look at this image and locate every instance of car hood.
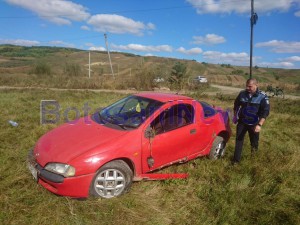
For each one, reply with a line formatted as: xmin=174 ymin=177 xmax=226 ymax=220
xmin=34 ymin=117 xmax=128 ymax=167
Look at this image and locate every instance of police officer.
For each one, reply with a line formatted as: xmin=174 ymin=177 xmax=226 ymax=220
xmin=232 ymin=78 xmax=270 ymax=163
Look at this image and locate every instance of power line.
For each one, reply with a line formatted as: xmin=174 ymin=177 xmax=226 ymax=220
xmin=0 ymin=0 xmax=244 ymax=19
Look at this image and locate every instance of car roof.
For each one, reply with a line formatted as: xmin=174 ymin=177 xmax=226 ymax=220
xmin=135 ymin=92 xmax=193 ymax=103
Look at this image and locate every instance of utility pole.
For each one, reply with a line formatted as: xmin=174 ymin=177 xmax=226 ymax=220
xmin=250 ymin=0 xmax=258 ymax=78
xmin=104 ymin=33 xmax=115 ymax=79
xmin=88 ymin=50 xmax=91 ymax=78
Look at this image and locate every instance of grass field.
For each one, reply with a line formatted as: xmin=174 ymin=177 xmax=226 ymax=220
xmin=0 ymin=88 xmax=299 ymax=225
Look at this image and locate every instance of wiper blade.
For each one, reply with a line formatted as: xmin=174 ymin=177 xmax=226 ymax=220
xmin=103 ymin=115 xmax=130 ymax=130
xmin=116 ymin=123 xmax=137 ymax=130
xmin=98 ymin=113 xmax=117 ymax=124
xmin=107 ymin=115 xmax=117 ymax=122
xmin=98 ymin=112 xmax=109 ymax=124
xmin=100 ymin=114 xmax=137 ymax=130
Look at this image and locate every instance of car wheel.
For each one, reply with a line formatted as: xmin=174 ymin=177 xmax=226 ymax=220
xmin=90 ymin=160 xmax=133 ymax=198
xmin=209 ymin=136 xmax=226 ymax=160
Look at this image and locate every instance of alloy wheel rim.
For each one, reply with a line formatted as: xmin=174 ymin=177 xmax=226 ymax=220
xmin=94 ymin=169 xmax=126 ymax=198
xmin=214 ymin=142 xmax=224 ymax=158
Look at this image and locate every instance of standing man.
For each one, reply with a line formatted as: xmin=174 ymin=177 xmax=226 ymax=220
xmin=232 ymin=78 xmax=270 ymax=164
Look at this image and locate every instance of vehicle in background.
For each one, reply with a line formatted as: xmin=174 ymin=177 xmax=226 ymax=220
xmin=193 ymin=76 xmax=208 ymax=83
xmin=153 ymin=77 xmax=165 ymax=83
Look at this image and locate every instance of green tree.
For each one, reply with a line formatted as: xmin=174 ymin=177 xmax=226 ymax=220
xmin=168 ymin=62 xmax=187 ymax=90
xmin=170 ymin=62 xmax=187 ymax=82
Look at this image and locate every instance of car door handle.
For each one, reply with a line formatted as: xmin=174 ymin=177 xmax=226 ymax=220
xmin=190 ymin=129 xmax=197 ymax=134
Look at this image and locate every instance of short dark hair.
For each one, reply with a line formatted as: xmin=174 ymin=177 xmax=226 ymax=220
xmin=246 ymin=78 xmax=257 ymax=85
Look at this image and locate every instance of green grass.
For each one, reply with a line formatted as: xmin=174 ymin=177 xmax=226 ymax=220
xmin=0 ymin=89 xmax=299 ymax=225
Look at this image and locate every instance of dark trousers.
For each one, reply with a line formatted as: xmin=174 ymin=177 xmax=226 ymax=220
xmin=233 ymin=122 xmax=259 ymax=162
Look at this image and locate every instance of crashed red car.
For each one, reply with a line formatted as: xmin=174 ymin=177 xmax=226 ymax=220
xmin=28 ymin=92 xmax=231 ymax=198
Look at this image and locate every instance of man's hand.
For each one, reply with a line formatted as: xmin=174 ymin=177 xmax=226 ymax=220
xmin=254 ymin=124 xmax=262 ymax=133
xmin=232 ymin=114 xmax=238 ymax=124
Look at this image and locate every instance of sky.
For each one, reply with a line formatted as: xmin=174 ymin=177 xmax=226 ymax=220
xmin=0 ymin=0 xmax=300 ymax=69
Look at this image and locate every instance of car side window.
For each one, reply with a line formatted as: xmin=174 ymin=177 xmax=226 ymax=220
xmin=151 ymin=103 xmax=194 ymax=135
xmin=199 ymin=101 xmax=217 ymax=118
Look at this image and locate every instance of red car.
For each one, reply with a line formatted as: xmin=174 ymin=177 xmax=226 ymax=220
xmin=28 ymin=92 xmax=231 ymax=198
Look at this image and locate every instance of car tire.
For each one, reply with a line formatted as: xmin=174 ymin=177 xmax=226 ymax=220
xmin=209 ymin=136 xmax=226 ymax=160
xmin=90 ymin=160 xmax=133 ymax=198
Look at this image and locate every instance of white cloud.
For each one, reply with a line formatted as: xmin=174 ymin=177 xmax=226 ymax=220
xmin=85 ymin=42 xmax=106 ymax=51
xmin=147 ymin=23 xmax=156 ymax=30
xmin=81 ymin=25 xmax=90 ymax=31
xmin=202 ymin=50 xmax=298 ymax=68
xmin=186 ymin=0 xmax=300 ymax=14
xmin=192 ymin=34 xmax=226 ymax=45
xmin=5 ymin=0 xmax=90 ymax=25
xmin=255 ymin=40 xmax=300 ymax=53
xmin=0 ymin=38 xmax=40 ymax=46
xmin=177 ymin=47 xmax=203 ymax=55
xmin=85 ymin=43 xmax=94 ymax=47
xmin=87 ymin=14 xmax=155 ymax=35
xmin=295 ymin=10 xmax=300 ymax=17
xmin=203 ymin=51 xmax=249 ymax=65
xmin=89 ymin=46 xmax=106 ymax=51
xmin=283 ymin=56 xmax=300 ymax=62
xmin=111 ymin=44 xmax=173 ymax=52
xmin=258 ymin=61 xmax=294 ymax=68
xmin=48 ymin=40 xmax=74 ymax=48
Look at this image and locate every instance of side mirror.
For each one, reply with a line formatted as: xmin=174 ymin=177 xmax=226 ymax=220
xmin=144 ymin=126 xmax=155 ymax=139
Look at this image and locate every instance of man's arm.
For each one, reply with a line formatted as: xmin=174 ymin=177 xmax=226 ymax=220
xmin=255 ymin=95 xmax=270 ymax=132
xmin=233 ymin=92 xmax=241 ymax=114
xmin=233 ymin=92 xmax=241 ymax=124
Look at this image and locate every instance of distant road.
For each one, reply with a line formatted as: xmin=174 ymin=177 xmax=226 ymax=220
xmin=0 ymin=85 xmax=299 ymax=100
xmin=0 ymin=86 xmax=137 ymax=94
xmin=210 ymin=84 xmax=242 ymax=95
xmin=210 ymin=84 xmax=300 ymax=100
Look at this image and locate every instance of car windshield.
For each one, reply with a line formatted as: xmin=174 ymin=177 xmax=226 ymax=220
xmin=98 ymin=95 xmax=164 ymax=129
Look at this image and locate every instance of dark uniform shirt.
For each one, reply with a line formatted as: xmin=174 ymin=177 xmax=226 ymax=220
xmin=234 ymin=89 xmax=270 ymax=125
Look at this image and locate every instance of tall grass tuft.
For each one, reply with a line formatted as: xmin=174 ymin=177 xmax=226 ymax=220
xmin=31 ymin=61 xmax=51 ymax=76
xmin=63 ymin=63 xmax=82 ymax=77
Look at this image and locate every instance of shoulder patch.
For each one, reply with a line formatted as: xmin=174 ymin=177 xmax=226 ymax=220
xmin=259 ymin=90 xmax=269 ymax=101
xmin=259 ymin=90 xmax=267 ymax=96
xmin=239 ymin=90 xmax=247 ymax=97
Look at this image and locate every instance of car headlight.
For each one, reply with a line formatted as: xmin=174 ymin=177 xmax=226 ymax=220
xmin=45 ymin=163 xmax=75 ymax=177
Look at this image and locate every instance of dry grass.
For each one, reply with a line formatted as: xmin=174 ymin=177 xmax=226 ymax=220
xmin=0 ymin=89 xmax=299 ymax=225
xmin=1 ymin=45 xmax=299 ymax=95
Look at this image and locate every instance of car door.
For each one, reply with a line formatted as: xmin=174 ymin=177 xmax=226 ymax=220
xmin=188 ymin=101 xmax=218 ymax=157
xmin=141 ymin=102 xmax=200 ymax=173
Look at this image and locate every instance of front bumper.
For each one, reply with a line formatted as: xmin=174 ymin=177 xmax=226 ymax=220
xmin=27 ymin=149 xmax=94 ymax=198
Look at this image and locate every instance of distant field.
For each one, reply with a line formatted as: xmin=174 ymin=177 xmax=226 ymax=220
xmin=0 ymin=45 xmax=299 ymax=95
xmin=0 ymin=89 xmax=299 ymax=225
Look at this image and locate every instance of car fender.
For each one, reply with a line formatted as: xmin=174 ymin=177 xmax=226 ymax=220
xmin=68 ymin=130 xmax=142 ymax=177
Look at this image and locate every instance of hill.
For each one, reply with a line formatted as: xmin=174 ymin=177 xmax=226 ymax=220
xmin=0 ymin=44 xmax=299 ymax=94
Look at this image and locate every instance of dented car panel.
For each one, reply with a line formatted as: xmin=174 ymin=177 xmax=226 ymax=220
xmin=28 ymin=92 xmax=231 ymax=198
